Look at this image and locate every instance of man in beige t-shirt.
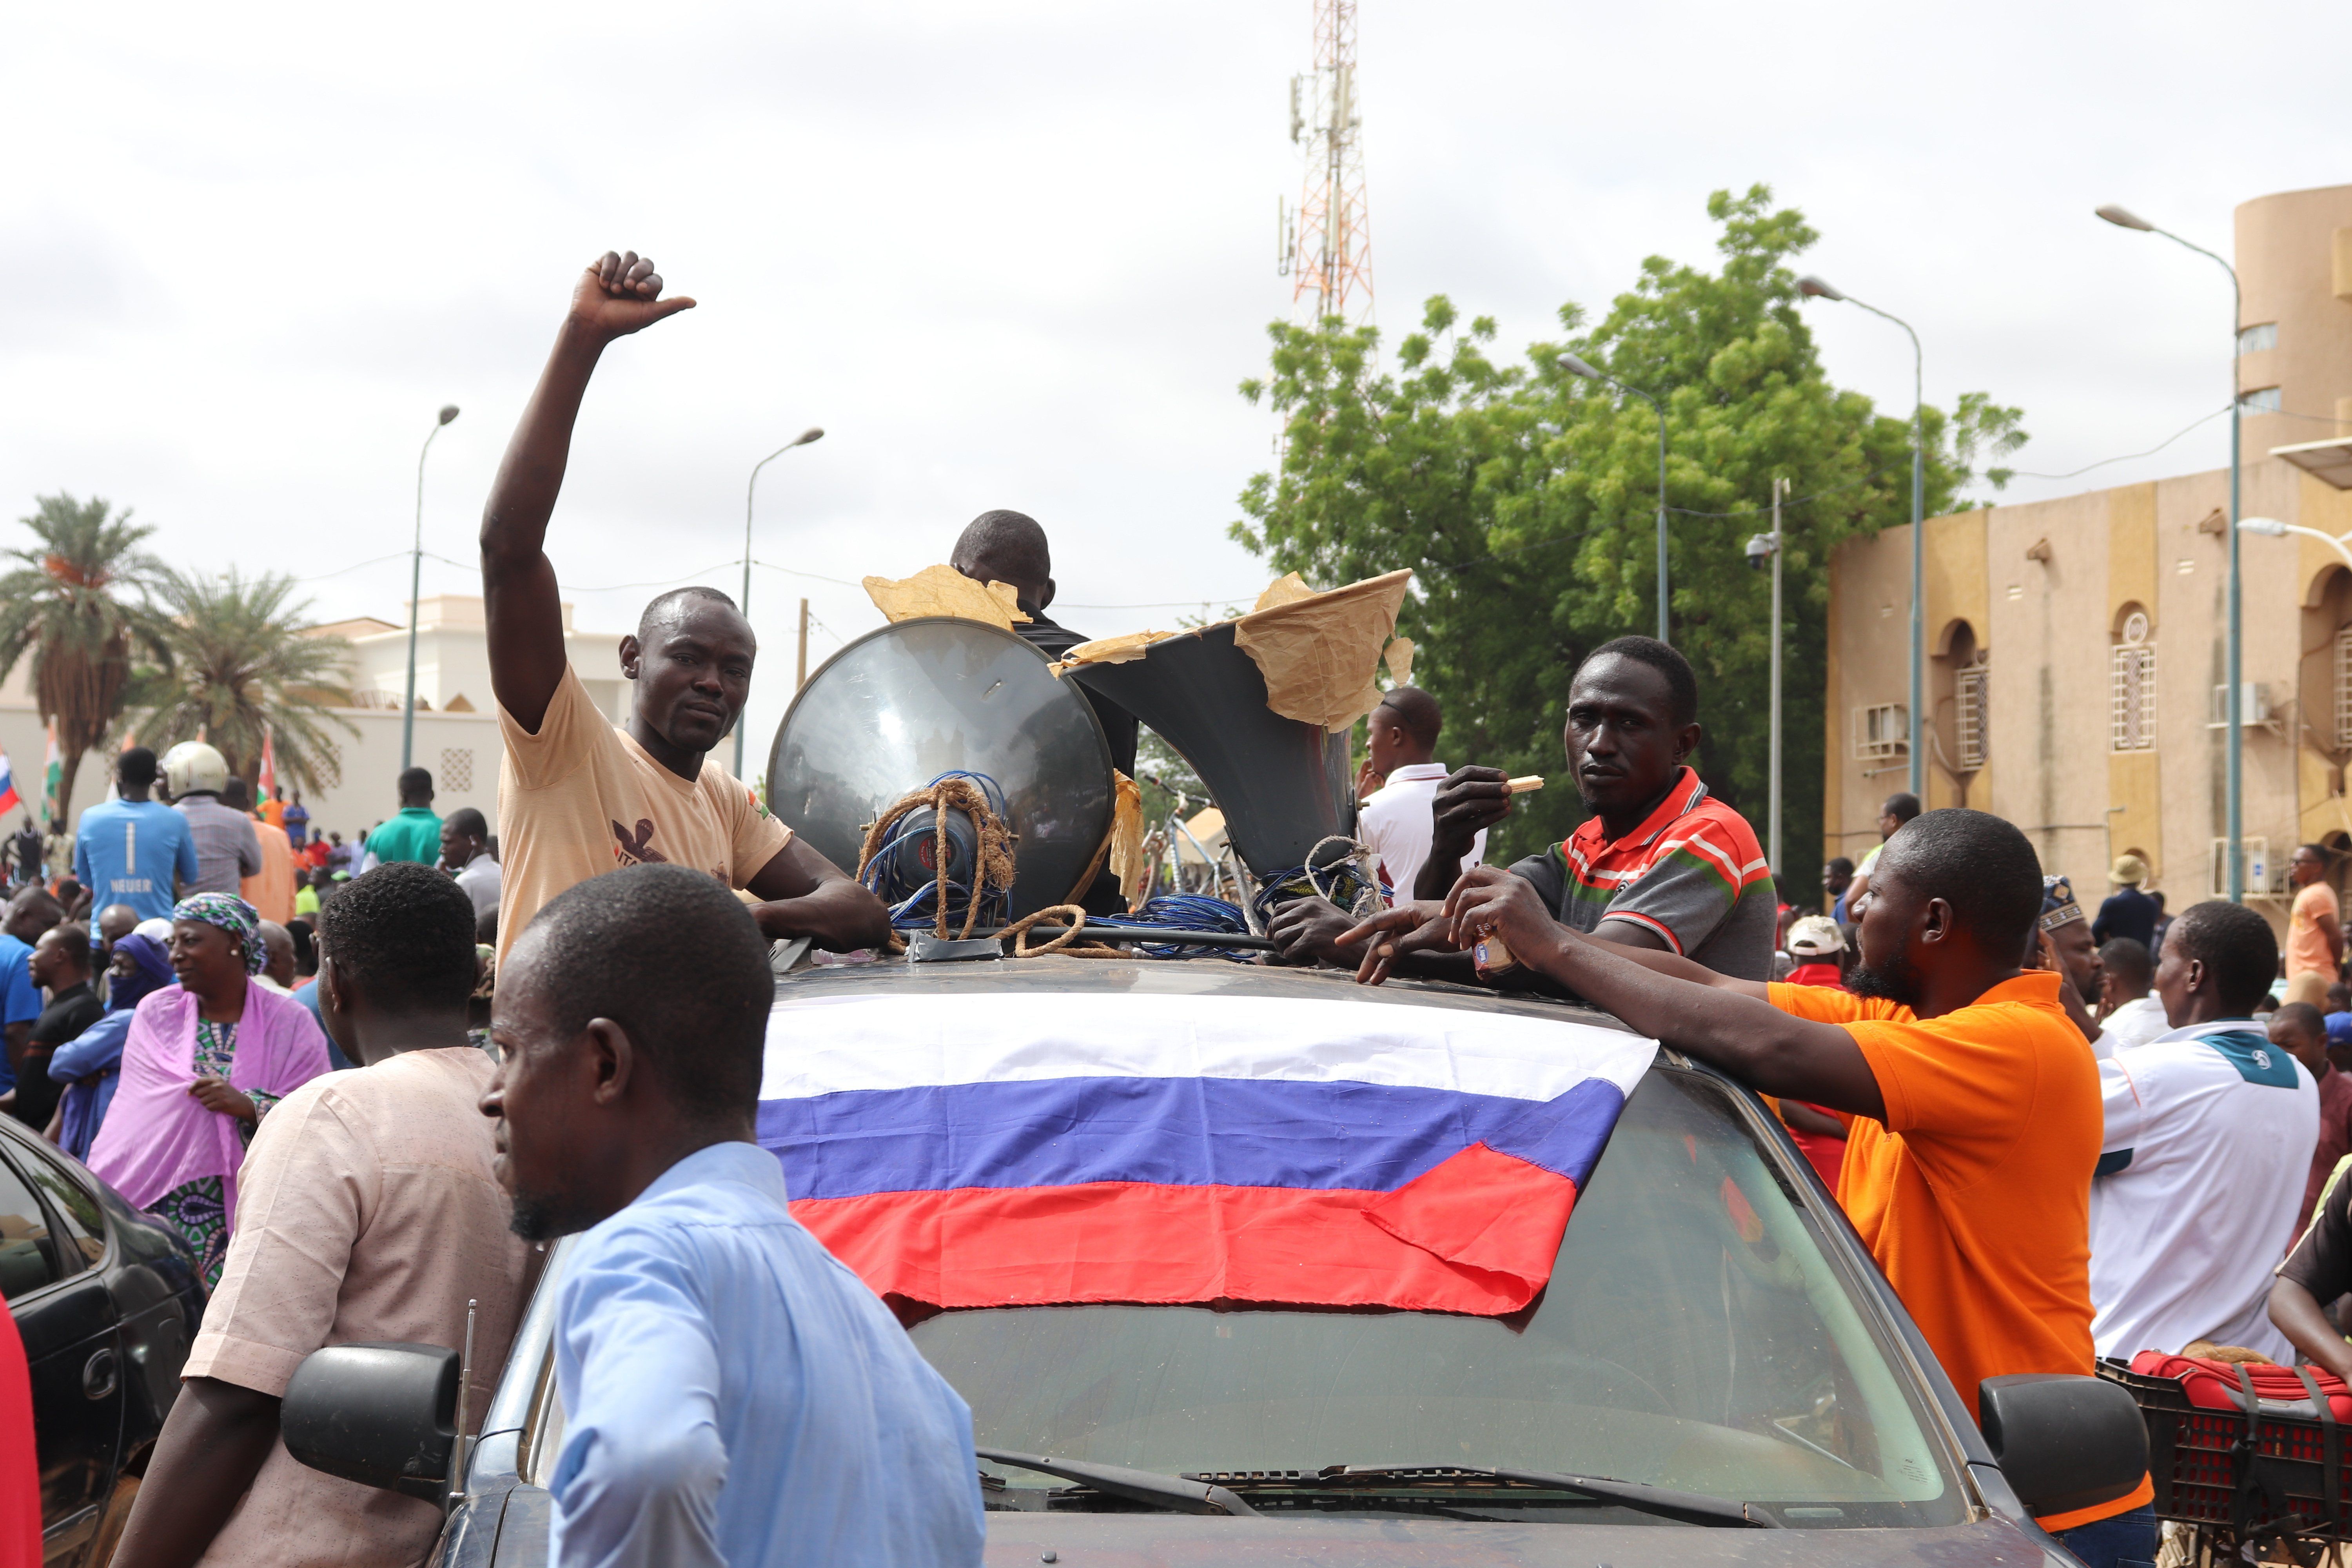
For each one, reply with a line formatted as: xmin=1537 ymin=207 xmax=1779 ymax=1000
xmin=478 ymin=248 xmax=889 ymax=965
xmin=106 ymin=863 xmax=535 ymax=1568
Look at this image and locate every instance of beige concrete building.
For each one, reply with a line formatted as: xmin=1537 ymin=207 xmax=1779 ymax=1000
xmin=0 ymin=595 xmax=627 ymax=849
xmin=1826 ymin=183 xmax=2352 ymax=930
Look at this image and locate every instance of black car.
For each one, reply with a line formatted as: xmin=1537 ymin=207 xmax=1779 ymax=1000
xmin=0 ymin=1114 xmax=202 ymax=1565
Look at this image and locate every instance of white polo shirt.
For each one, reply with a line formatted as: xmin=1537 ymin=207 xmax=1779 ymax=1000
xmin=2089 ymin=1018 xmax=2320 ymax=1362
xmin=1358 ymin=762 xmax=1485 ymax=905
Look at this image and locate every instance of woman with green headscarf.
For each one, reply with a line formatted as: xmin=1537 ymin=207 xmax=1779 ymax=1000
xmin=87 ymin=893 xmax=333 ymax=1287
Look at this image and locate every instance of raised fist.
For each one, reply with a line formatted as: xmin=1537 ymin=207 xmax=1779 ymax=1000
xmin=567 ymin=250 xmax=697 ymax=340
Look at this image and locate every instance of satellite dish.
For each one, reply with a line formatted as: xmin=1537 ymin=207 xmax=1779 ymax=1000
xmin=767 ymin=617 xmax=1115 ymax=920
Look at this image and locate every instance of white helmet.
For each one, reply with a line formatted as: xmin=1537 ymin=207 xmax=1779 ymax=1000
xmin=161 ymin=741 xmax=230 ymax=799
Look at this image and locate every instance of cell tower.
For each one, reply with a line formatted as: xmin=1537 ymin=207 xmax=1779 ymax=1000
xmin=1282 ymin=0 xmax=1373 ymax=326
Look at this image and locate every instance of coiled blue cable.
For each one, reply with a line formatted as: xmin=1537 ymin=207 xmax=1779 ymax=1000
xmin=860 ymin=770 xmax=1013 ymax=934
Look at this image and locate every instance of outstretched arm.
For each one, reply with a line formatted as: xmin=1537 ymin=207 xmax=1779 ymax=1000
xmin=744 ymin=838 xmax=893 ymax=952
xmin=482 ymin=252 xmax=697 ymax=734
xmin=1346 ymin=866 xmax=1884 ymax=1118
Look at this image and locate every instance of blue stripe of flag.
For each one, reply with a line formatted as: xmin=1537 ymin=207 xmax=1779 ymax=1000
xmin=757 ymin=1076 xmax=1627 ymax=1201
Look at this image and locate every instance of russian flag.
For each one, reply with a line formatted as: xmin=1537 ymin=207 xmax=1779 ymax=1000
xmin=0 ymin=751 xmax=17 ymax=818
xmin=759 ymin=991 xmax=1655 ymax=1318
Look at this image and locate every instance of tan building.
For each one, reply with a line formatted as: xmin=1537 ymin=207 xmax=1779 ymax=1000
xmin=0 ymin=595 xmax=627 ymax=851
xmin=1825 ymin=182 xmax=2352 ymax=931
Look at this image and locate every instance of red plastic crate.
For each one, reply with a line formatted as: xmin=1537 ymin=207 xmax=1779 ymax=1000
xmin=2100 ymin=1360 xmax=2352 ymax=1541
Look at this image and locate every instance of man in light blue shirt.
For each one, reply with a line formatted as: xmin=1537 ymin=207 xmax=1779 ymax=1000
xmin=73 ymin=748 xmax=199 ymax=922
xmin=483 ymin=862 xmax=984 ymax=1568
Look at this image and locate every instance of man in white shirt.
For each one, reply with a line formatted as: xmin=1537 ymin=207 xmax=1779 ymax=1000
xmin=2096 ymin=937 xmax=2169 ymax=1054
xmin=2090 ymin=900 xmax=2320 ymax=1362
xmin=1354 ymin=688 xmax=1483 ymax=905
xmin=440 ymin=808 xmax=503 ymax=924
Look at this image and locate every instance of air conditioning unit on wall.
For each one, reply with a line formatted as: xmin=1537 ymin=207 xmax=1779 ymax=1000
xmin=2210 ymin=837 xmax=2273 ymax=898
xmin=1853 ymin=703 xmax=1909 ymax=760
xmin=2207 ymin=683 xmax=2272 ymax=729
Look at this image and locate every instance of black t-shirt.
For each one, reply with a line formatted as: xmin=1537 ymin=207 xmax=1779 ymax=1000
xmin=2281 ymin=1162 xmax=2352 ymax=1305
xmin=1018 ymin=613 xmax=1140 ymax=777
xmin=15 ymin=982 xmax=101 ymax=1129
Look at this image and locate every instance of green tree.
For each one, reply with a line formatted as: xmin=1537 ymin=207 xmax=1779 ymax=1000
xmin=1233 ymin=185 xmax=2026 ymax=900
xmin=124 ymin=568 xmax=357 ymax=793
xmin=0 ymin=495 xmax=175 ymax=824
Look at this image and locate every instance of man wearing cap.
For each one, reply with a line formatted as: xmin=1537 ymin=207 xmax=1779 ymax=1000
xmin=2033 ymin=877 xmax=2105 ymax=1041
xmin=2092 ymin=856 xmax=2158 ymax=951
xmin=1784 ymin=915 xmax=1846 ymax=989
xmin=2286 ymin=844 xmax=2344 ymax=1009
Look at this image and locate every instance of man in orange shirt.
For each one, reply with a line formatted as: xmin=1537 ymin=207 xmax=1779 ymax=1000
xmin=2285 ymin=843 xmax=2342 ymax=1009
xmin=223 ymin=778 xmax=298 ymax=926
xmin=1344 ymin=806 xmax=2152 ymax=1564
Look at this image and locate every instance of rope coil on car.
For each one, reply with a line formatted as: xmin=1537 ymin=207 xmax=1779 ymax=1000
xmin=854 ymin=771 xmax=1019 ymax=953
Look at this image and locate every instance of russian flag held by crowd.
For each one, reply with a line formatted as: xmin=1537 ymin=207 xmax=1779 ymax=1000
xmin=0 ymin=753 xmax=17 ymax=818
xmin=758 ymin=991 xmax=1656 ymax=1318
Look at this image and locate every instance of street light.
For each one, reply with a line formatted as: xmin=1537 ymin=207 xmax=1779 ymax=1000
xmin=2101 ymin=203 xmax=2245 ymax=898
xmin=736 ymin=426 xmax=825 ymax=779
xmin=2239 ymin=514 xmax=2346 ymax=564
xmin=401 ymin=404 xmax=460 ymax=773
xmin=1746 ymin=477 xmax=1789 ymax=876
xmin=1796 ymin=274 xmax=1925 ymax=802
xmin=1559 ymin=353 xmax=1671 ymax=643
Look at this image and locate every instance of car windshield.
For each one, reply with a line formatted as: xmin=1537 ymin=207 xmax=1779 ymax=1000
xmin=913 ymin=1066 xmax=1968 ymax=1528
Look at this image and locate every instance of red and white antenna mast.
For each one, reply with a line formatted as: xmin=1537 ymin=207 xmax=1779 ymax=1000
xmin=1283 ymin=0 xmax=1373 ymax=327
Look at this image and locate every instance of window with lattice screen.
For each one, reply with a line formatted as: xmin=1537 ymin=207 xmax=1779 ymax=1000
xmin=1954 ymin=662 xmax=1988 ymax=769
xmin=2110 ymin=645 xmax=2156 ymax=751
xmin=2334 ymin=625 xmax=2352 ymax=750
xmin=440 ymin=748 xmax=474 ymax=793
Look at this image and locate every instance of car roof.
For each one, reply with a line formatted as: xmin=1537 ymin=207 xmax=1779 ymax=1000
xmin=774 ymin=953 xmax=1643 ymax=1034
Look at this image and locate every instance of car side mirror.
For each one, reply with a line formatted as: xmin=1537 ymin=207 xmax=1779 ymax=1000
xmin=1978 ymin=1373 xmax=2149 ymax=1518
xmin=281 ymin=1343 xmax=458 ymax=1503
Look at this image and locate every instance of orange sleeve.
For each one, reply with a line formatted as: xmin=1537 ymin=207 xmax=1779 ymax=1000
xmin=1767 ymin=983 xmax=1911 ymax=1026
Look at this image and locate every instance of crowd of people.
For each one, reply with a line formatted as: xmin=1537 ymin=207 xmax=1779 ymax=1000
xmin=0 ymin=250 xmax=2338 ymax=1568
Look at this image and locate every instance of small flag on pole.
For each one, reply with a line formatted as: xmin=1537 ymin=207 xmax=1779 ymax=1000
xmin=0 ymin=752 xmax=18 ymax=818
xmin=257 ymin=726 xmax=277 ymax=804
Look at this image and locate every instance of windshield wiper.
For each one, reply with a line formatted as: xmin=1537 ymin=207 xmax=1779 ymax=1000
xmin=1323 ymin=1465 xmax=1773 ymax=1528
xmin=976 ymin=1447 xmax=1261 ymax=1517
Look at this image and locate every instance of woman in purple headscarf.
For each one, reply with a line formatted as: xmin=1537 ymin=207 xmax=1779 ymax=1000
xmin=86 ymin=893 xmax=332 ymax=1287
xmin=44 ymin=929 xmax=176 ymax=1161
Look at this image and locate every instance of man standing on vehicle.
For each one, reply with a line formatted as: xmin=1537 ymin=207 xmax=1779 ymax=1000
xmin=1342 ymin=807 xmax=2156 ymax=1564
xmin=105 ymin=862 xmax=534 ymax=1568
xmin=949 ymin=509 xmax=1140 ymax=778
xmin=479 ymin=249 xmax=888 ymax=964
xmin=1274 ymin=637 xmax=1773 ymax=982
xmin=74 ymin=748 xmax=199 ymax=921
xmin=483 ymin=864 xmax=984 ymax=1567
xmin=1353 ymin=686 xmax=1482 ymax=904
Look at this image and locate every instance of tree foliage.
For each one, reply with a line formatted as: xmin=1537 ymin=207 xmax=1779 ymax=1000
xmin=1232 ymin=186 xmax=2027 ymax=899
xmin=123 ymin=568 xmax=357 ymax=793
xmin=0 ymin=495 xmax=175 ymax=824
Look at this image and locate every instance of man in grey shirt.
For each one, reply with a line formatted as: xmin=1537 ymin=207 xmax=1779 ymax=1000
xmin=162 ymin=742 xmax=261 ymax=897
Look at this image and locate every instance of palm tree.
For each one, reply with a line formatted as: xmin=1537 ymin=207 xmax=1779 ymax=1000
xmin=0 ymin=495 xmax=175 ymax=824
xmin=124 ymin=568 xmax=357 ymax=792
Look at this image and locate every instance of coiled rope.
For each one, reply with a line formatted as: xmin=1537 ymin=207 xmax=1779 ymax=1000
xmin=854 ymin=771 xmax=1019 ymax=953
xmin=1246 ymin=834 xmax=1383 ymax=934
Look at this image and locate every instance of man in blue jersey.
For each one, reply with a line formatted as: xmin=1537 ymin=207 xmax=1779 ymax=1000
xmin=73 ymin=749 xmax=199 ymax=922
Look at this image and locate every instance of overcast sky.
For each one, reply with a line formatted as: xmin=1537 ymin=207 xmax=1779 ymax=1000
xmin=6 ymin=0 xmax=2348 ymax=772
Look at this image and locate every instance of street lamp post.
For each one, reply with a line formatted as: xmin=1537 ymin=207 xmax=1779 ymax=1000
xmin=1746 ymin=477 xmax=1788 ymax=875
xmin=1797 ymin=276 xmax=1924 ymax=802
xmin=401 ymin=405 xmax=461 ymax=773
xmin=2099 ymin=203 xmax=2245 ymax=899
xmin=1559 ymin=354 xmax=1670 ymax=642
xmin=737 ymin=427 xmax=825 ymax=780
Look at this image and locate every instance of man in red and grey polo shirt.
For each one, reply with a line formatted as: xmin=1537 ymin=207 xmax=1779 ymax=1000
xmin=1274 ymin=635 xmax=1775 ymax=983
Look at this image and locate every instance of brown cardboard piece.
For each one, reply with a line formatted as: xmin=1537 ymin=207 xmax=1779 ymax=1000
xmin=1107 ymin=771 xmax=1150 ymax=909
xmin=1053 ymin=629 xmax=1178 ymax=671
xmin=1232 ymin=569 xmax=1414 ymax=731
xmin=862 ymin=564 xmax=1033 ymax=632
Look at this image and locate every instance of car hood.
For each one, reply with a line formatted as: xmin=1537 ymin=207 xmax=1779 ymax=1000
xmin=981 ymin=1513 xmax=2062 ymax=1566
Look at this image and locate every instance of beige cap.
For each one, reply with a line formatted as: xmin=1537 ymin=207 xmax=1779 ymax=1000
xmin=1788 ymin=915 xmax=1845 ymax=957
xmin=2111 ymin=854 xmax=2149 ymax=887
